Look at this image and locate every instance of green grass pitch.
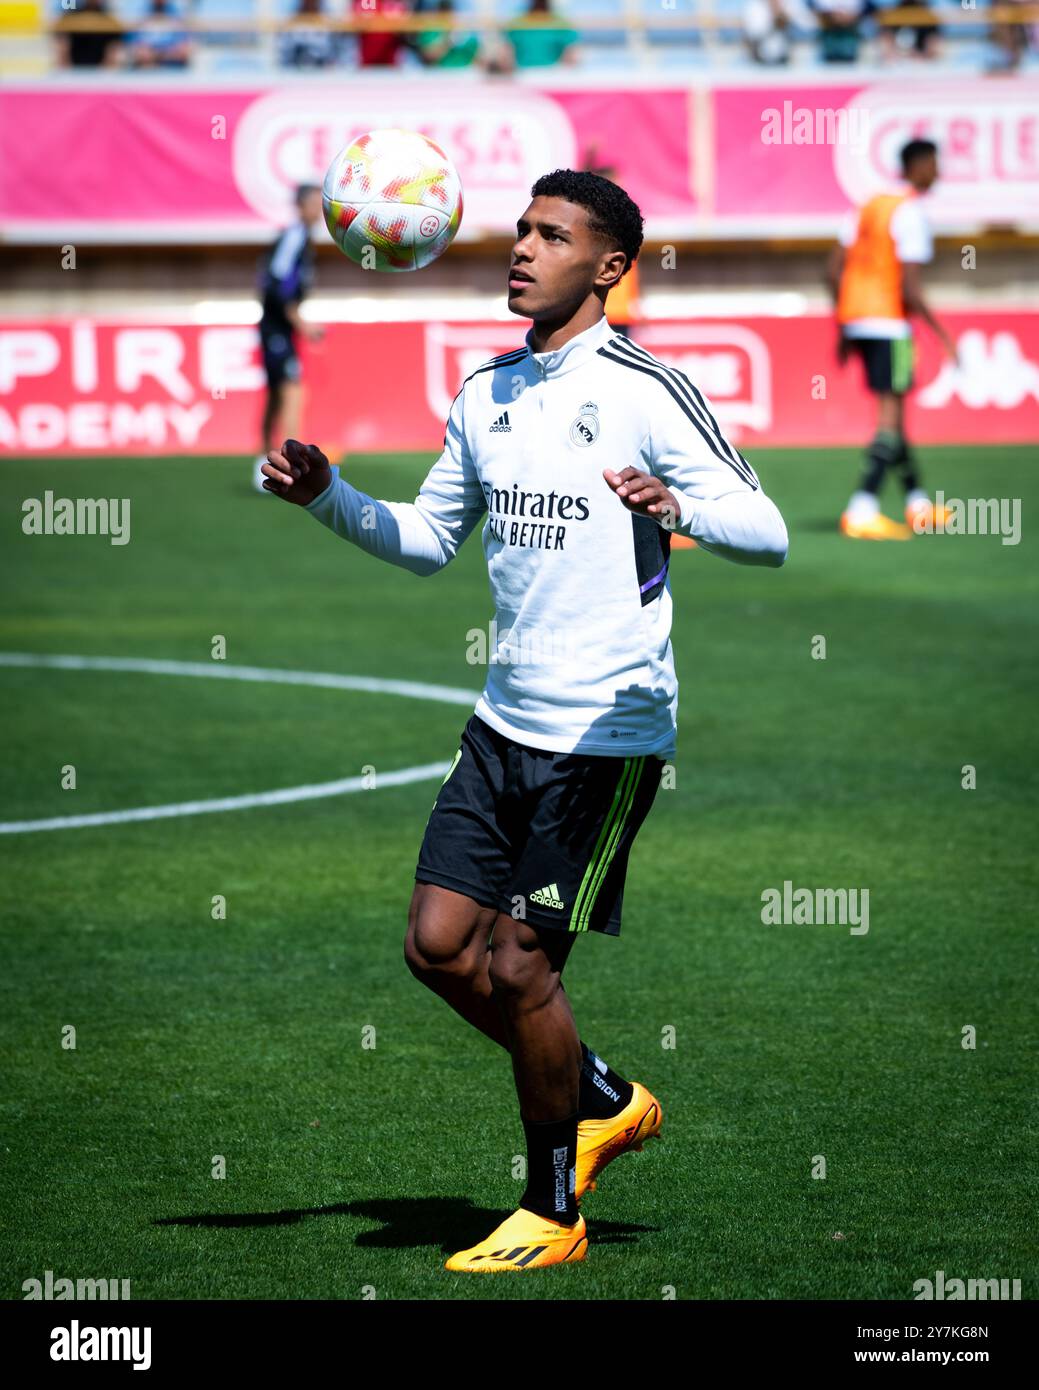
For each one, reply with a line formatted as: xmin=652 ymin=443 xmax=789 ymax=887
xmin=1 ymin=446 xmax=1036 ymax=1300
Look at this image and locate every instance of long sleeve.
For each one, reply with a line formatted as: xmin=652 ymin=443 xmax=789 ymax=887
xmin=303 ymin=388 xmax=487 ymax=577
xmin=673 ymin=487 xmax=789 ymax=567
xmin=646 ymin=376 xmax=788 ymax=568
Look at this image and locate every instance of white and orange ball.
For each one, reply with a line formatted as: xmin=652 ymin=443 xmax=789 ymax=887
xmin=322 ymin=129 xmax=463 ymax=272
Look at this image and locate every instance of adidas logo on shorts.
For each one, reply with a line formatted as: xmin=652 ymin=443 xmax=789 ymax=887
xmin=489 ymin=411 xmax=511 ymax=433
xmin=530 ymin=883 xmax=566 ymax=910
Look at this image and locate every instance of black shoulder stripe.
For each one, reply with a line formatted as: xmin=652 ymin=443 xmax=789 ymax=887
xmin=670 ymin=369 xmax=759 ymax=488
xmin=607 ymin=336 xmax=759 ymax=487
xmin=606 ymin=336 xmax=759 ymax=488
xmin=597 ymin=345 xmax=759 ymax=490
xmin=464 ymin=348 xmax=528 ymax=385
xmin=449 ymin=348 xmax=529 ymax=413
xmin=608 ymin=336 xmax=742 ymax=457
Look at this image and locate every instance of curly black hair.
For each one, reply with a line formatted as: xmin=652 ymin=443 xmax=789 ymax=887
xmin=530 ymin=169 xmax=644 ymax=275
xmin=900 ymin=138 xmax=937 ymax=176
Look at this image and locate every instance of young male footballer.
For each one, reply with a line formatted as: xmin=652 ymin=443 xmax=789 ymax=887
xmin=262 ymin=170 xmax=788 ymax=1271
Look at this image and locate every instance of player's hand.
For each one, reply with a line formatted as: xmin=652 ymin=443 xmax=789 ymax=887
xmin=836 ymin=330 xmax=851 ymax=365
xmin=303 ymin=324 xmax=325 ymax=344
xmin=603 ymin=467 xmax=681 ymax=530
xmin=262 ymin=439 xmax=333 ymax=506
xmin=942 ymin=333 xmax=959 ymax=366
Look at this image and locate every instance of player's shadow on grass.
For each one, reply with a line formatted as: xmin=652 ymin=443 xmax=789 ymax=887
xmin=155 ymin=1198 xmax=654 ymax=1251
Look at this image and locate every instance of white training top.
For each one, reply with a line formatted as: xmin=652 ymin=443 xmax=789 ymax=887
xmin=839 ymin=194 xmax=934 ymax=341
xmin=304 ymin=314 xmax=788 ymax=757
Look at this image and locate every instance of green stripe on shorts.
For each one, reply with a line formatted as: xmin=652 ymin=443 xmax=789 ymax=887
xmin=892 ymin=336 xmax=914 ymax=394
xmin=569 ymin=756 xmax=645 ymax=933
xmin=431 ymin=746 xmax=462 ymax=808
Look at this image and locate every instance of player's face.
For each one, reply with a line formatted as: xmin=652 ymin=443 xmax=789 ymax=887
xmin=299 ymin=190 xmax=323 ymax=226
xmin=910 ymin=153 xmax=938 ymax=191
xmin=507 ymin=196 xmax=624 ymax=320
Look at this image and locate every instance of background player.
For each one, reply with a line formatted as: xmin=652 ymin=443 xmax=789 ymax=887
xmin=828 ymin=138 xmax=959 ymax=540
xmin=252 ymin=183 xmax=325 ymax=492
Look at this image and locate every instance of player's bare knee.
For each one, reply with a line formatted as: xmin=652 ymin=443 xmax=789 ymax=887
xmin=404 ymin=887 xmax=483 ymax=982
xmin=406 ymin=924 xmax=470 ymax=982
xmin=487 ymin=935 xmax=556 ymax=1007
xmin=404 ymin=910 xmax=450 ymax=979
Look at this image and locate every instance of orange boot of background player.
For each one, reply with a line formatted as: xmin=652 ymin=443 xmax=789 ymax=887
xmin=840 ymin=492 xmax=911 ymax=540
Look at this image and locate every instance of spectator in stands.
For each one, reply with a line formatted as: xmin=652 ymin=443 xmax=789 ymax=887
xmin=354 ymin=0 xmax=409 ymax=67
xmin=279 ymin=0 xmax=345 ymax=69
xmin=871 ymin=0 xmax=940 ymax=61
xmin=128 ymin=0 xmax=192 ymax=69
xmin=410 ymin=0 xmax=481 ymax=67
xmin=806 ymin=0 xmax=874 ymax=63
xmin=988 ymin=0 xmax=1034 ymax=71
xmin=743 ymin=0 xmax=816 ymax=64
xmin=489 ymin=0 xmax=579 ymax=72
xmin=54 ymin=0 xmax=127 ymax=68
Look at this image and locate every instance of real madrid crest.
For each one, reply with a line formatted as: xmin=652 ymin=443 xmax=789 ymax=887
xmin=569 ymin=401 xmax=599 ymax=447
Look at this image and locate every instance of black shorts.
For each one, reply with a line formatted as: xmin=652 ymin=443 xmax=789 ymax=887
xmin=260 ymin=329 xmax=301 ymax=388
xmin=415 ymin=713 xmax=664 ymax=937
xmin=849 ymin=336 xmax=915 ymax=395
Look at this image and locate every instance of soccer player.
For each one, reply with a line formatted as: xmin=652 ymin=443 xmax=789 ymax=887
xmin=828 ymin=138 xmax=958 ymax=540
xmin=252 ymin=184 xmax=325 ymax=493
xmin=262 ymin=170 xmax=788 ymax=1271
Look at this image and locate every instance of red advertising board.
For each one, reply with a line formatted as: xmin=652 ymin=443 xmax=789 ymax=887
xmin=2 ymin=313 xmax=1036 ymax=456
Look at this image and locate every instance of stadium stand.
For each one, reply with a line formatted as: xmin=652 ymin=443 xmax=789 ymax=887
xmin=0 ymin=0 xmax=1032 ymax=76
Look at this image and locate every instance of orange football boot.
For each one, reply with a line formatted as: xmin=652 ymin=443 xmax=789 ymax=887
xmin=839 ymin=511 xmax=911 ymax=540
xmin=576 ymin=1081 xmax=663 ymax=1200
xmin=445 ymin=1207 xmax=587 ymax=1272
xmin=905 ymin=498 xmax=953 ymax=532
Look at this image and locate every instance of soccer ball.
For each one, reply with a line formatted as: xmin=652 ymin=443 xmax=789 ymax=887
xmin=322 ymin=129 xmax=463 ymax=272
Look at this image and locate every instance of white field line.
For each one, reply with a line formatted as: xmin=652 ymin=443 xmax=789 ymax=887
xmin=1 ymin=653 xmax=478 ymax=835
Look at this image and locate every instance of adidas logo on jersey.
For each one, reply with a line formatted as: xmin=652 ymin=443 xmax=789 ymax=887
xmin=530 ymin=883 xmax=566 ymax=909
xmin=489 ymin=411 xmax=512 ymax=433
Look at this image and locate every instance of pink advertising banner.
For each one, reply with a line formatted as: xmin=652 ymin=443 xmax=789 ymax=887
xmin=1 ymin=76 xmax=1036 ymax=241
xmin=0 ymin=82 xmax=695 ymax=240
xmin=712 ymin=78 xmax=1039 ymax=228
xmin=1 ymin=311 xmax=1036 ymax=456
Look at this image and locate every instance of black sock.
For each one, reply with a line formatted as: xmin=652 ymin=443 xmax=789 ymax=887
xmin=520 ymin=1112 xmax=579 ymax=1225
xmin=860 ymin=429 xmax=899 ymax=495
xmin=894 ymin=436 xmax=921 ymax=494
xmin=577 ymin=1042 xmax=634 ymax=1120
